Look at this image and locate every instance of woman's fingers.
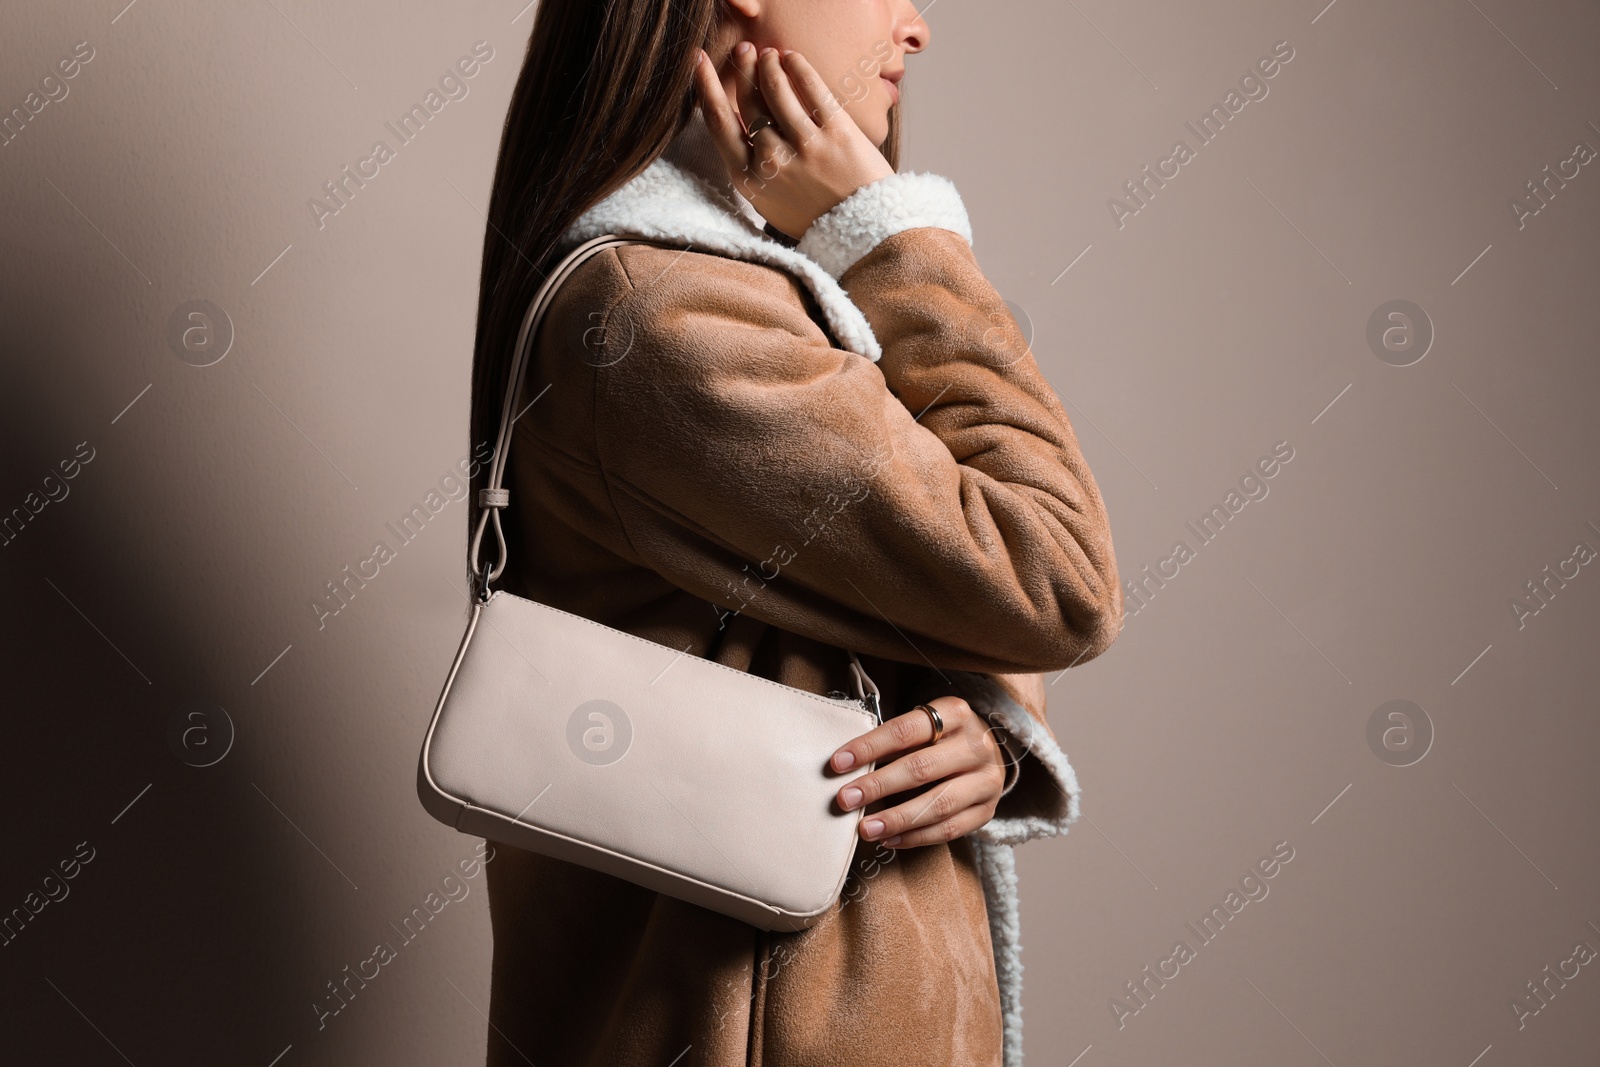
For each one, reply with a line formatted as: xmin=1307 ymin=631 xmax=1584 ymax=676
xmin=755 ymin=48 xmax=819 ymax=145
xmin=828 ymin=696 xmax=1009 ymax=849
xmin=694 ymin=50 xmax=749 ymax=170
xmin=732 ymin=42 xmax=767 ymax=135
xmin=859 ymin=770 xmax=1004 ymax=846
xmin=878 ymin=802 xmax=998 ymax=849
xmin=836 ymin=732 xmax=991 ymax=817
xmin=721 ymin=49 xmax=748 ymax=128
xmin=831 ymin=695 xmax=976 ymax=775
xmin=777 ymin=50 xmax=844 ymax=129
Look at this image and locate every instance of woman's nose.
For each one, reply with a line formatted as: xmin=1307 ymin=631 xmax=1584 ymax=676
xmin=896 ymin=1 xmax=930 ymax=54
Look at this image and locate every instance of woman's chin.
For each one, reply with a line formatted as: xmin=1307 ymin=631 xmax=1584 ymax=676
xmin=838 ymin=103 xmax=889 ymax=150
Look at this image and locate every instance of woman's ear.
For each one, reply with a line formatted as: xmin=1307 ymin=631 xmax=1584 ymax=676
xmin=722 ymin=0 xmax=760 ymax=21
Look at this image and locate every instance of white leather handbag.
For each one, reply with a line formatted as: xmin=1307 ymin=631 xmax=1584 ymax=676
xmin=417 ymin=232 xmax=884 ymax=932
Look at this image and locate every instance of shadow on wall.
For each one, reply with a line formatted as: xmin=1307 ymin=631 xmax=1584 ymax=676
xmin=0 ymin=28 xmax=328 ymax=1067
xmin=0 ymin=334 xmax=325 ymax=1061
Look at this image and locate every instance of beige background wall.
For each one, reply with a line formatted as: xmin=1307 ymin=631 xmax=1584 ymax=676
xmin=3 ymin=0 xmax=1597 ymax=1064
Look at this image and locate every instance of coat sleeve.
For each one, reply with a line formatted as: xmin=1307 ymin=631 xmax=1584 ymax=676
xmin=585 ymin=174 xmax=1122 ymax=679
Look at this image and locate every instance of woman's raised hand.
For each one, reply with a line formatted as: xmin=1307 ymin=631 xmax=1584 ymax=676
xmin=693 ymin=43 xmax=894 ymax=241
xmin=828 ymin=696 xmax=1010 ymax=849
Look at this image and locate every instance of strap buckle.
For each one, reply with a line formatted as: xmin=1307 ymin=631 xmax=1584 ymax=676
xmin=467 ymin=503 xmax=508 ymax=596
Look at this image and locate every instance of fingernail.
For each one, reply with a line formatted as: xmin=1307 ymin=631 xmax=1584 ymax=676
xmin=736 ymin=41 xmax=753 ymax=56
xmin=834 ymin=751 xmax=855 ymax=770
xmin=884 ymin=835 xmax=903 ymax=846
xmin=863 ymin=819 xmax=884 ymax=837
xmin=760 ymin=46 xmax=776 ymax=58
xmin=781 ymin=49 xmax=795 ymax=57
xmin=840 ymin=787 xmax=862 ymax=809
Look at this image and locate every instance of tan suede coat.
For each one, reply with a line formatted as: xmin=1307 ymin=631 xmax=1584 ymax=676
xmin=481 ymin=117 xmax=1122 ymax=1067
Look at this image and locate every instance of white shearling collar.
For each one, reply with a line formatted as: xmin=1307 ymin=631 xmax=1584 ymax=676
xmin=559 ymin=113 xmax=885 ymax=361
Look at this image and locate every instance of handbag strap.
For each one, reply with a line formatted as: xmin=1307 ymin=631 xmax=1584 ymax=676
xmin=469 ymin=232 xmax=676 ymax=590
xmin=466 ymin=231 xmax=883 ymax=722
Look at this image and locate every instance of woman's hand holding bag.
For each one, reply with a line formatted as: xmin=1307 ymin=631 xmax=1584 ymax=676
xmin=830 ymin=695 xmax=1012 ymax=849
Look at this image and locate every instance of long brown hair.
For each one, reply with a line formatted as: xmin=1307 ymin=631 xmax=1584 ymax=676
xmin=466 ymin=0 xmax=901 ymax=600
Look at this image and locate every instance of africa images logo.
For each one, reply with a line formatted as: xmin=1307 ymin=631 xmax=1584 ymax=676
xmin=566 ymin=700 xmax=633 ymax=766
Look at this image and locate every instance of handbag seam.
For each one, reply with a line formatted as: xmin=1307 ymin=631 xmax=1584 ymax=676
xmin=458 ymin=802 xmax=841 ymax=923
xmin=483 ymin=589 xmax=875 ymax=721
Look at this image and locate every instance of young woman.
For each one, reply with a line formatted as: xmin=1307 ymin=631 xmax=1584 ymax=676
xmin=466 ymin=0 xmax=1123 ymax=1063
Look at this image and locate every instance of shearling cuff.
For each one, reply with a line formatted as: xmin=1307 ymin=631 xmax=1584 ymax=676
xmin=795 ymin=171 xmax=973 ymax=281
xmin=945 ymin=670 xmax=1082 ymax=847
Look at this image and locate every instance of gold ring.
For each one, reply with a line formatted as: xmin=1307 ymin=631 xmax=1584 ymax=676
xmin=914 ymin=703 xmax=944 ymax=744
